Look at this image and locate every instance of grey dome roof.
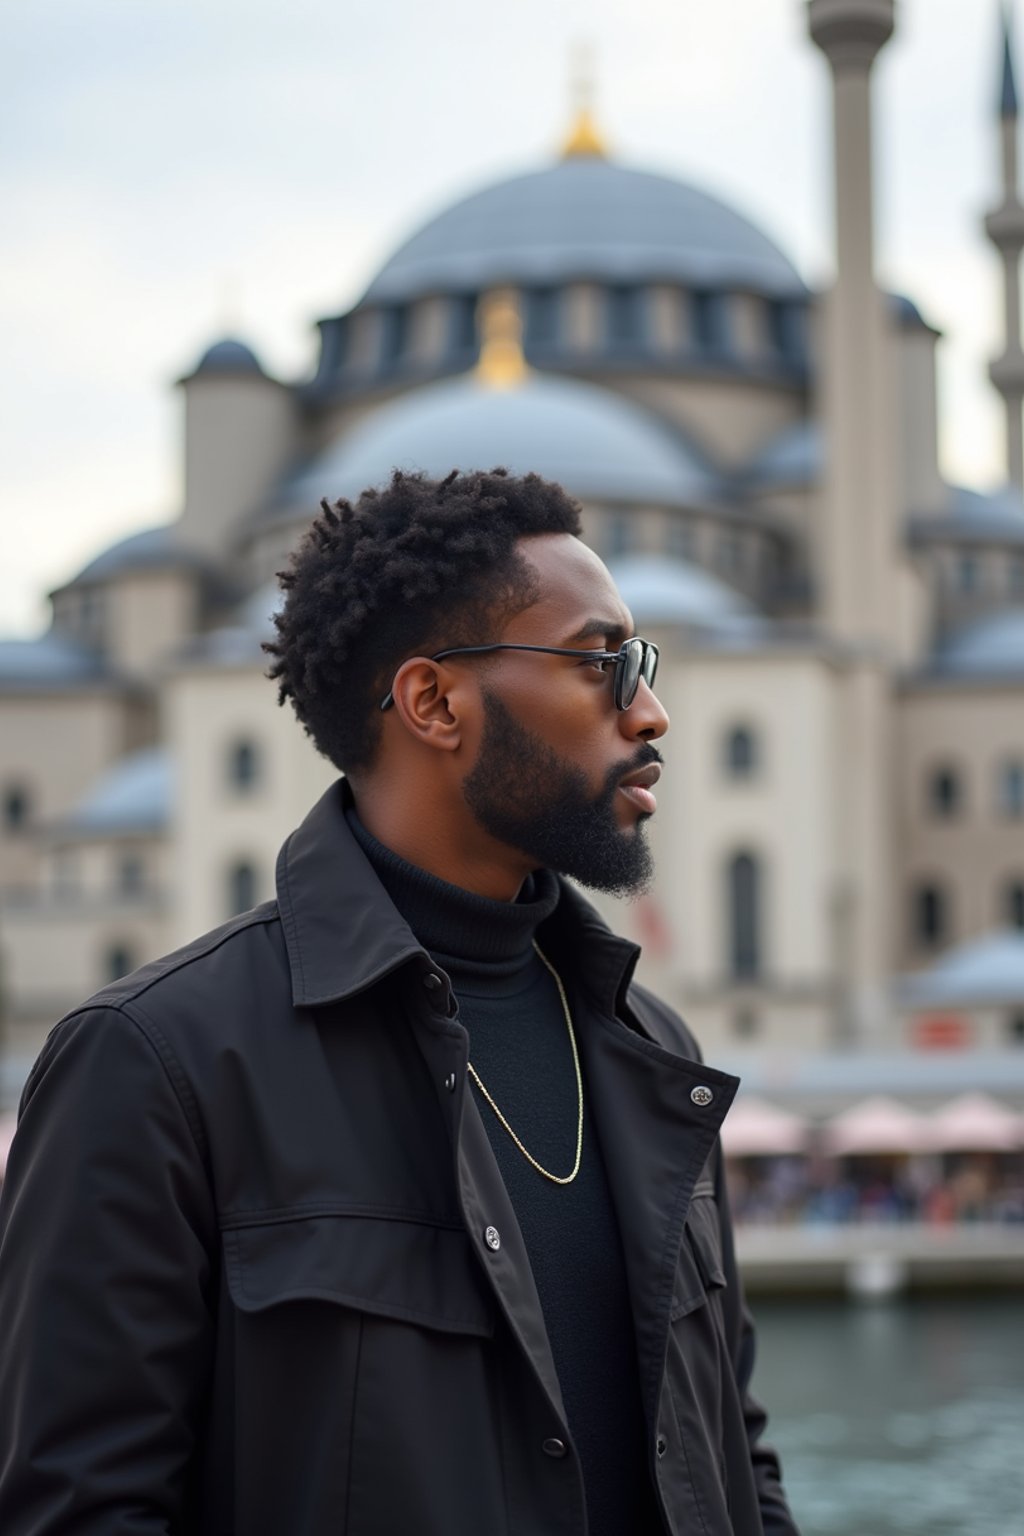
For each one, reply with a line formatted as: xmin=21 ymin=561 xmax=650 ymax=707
xmin=191 ymin=336 xmax=264 ymax=377
xmin=900 ymin=930 xmax=1024 ymax=1007
xmin=744 ymin=419 xmax=819 ymax=490
xmin=284 ymin=372 xmax=723 ymax=512
xmin=608 ymin=554 xmax=761 ymax=634
xmin=59 ymin=524 xmax=215 ymax=591
xmin=58 ymin=747 xmax=171 ymax=837
xmin=932 ymin=608 xmax=1024 ymax=678
xmin=362 ymin=158 xmax=806 ymax=305
xmin=0 ymin=632 xmax=110 ymax=692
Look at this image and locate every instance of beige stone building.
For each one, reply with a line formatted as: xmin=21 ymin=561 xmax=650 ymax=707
xmin=2 ymin=1 xmax=1024 ymax=1107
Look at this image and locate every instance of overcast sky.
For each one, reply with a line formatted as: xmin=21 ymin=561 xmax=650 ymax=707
xmin=1 ymin=0 xmax=1016 ymax=633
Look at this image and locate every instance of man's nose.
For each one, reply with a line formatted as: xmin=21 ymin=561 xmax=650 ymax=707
xmin=621 ymin=677 xmax=669 ymax=742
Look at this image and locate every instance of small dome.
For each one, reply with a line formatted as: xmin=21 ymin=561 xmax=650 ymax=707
xmin=900 ymin=930 xmax=1024 ymax=1007
xmin=933 ymin=608 xmax=1024 ymax=678
xmin=58 ymin=524 xmax=204 ymax=590
xmin=190 ymin=336 xmax=264 ymax=378
xmin=0 ymin=632 xmax=109 ymax=692
xmin=362 ymin=158 xmax=805 ymax=306
xmin=947 ymin=483 xmax=1024 ymax=534
xmin=608 ymin=554 xmax=760 ymax=633
xmin=744 ymin=419 xmax=819 ymax=491
xmin=284 ymin=372 xmax=722 ymax=512
xmin=59 ymin=748 xmax=171 ymax=837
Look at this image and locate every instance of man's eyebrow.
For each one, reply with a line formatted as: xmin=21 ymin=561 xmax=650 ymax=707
xmin=564 ymin=618 xmax=631 ymax=647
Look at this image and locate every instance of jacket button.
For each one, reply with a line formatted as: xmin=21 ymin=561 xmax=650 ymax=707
xmin=542 ymin=1438 xmax=567 ymax=1458
xmin=484 ymin=1225 xmax=501 ymax=1252
xmin=690 ymin=1085 xmax=714 ymax=1107
xmin=444 ymin=1072 xmax=457 ymax=1092
xmin=656 ymin=1435 xmax=667 ymax=1459
xmin=423 ymin=972 xmax=444 ymax=992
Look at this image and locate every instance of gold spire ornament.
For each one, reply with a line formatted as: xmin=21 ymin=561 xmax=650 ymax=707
xmin=561 ymin=41 xmax=608 ymax=159
xmin=475 ymin=289 xmax=528 ymax=390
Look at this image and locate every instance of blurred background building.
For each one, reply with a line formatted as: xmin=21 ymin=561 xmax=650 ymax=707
xmin=2 ymin=0 xmax=1024 ymax=1117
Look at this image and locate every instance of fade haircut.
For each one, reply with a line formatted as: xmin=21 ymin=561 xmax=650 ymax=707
xmin=264 ymin=467 xmax=583 ymax=773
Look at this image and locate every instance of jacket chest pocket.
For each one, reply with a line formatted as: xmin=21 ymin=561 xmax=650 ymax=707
xmin=669 ymin=1181 xmax=727 ymax=1322
xmin=221 ymin=1211 xmax=507 ymax=1535
xmin=223 ymin=1208 xmax=497 ymax=1335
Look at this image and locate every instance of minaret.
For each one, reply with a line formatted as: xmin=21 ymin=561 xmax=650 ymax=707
xmin=985 ymin=3 xmax=1024 ymax=491
xmin=807 ymin=2 xmax=898 ymax=1049
xmin=807 ymin=0 xmax=896 ymax=645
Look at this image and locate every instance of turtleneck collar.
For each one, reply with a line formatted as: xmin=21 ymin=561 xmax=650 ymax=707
xmin=344 ymin=806 xmax=561 ymax=979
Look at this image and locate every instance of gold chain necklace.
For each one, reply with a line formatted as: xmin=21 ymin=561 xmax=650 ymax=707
xmin=466 ymin=940 xmax=584 ymax=1186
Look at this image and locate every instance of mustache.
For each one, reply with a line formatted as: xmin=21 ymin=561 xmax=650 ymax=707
xmin=602 ymin=742 xmax=665 ymax=799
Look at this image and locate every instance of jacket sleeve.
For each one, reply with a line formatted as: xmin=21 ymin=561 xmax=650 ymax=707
xmin=0 ymin=1005 xmax=216 ymax=1534
xmin=711 ymin=1139 xmax=801 ymax=1536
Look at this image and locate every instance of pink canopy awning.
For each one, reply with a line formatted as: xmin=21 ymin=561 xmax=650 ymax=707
xmin=923 ymin=1091 xmax=1024 ymax=1153
xmin=823 ymin=1095 xmax=931 ymax=1156
xmin=720 ymin=1096 xmax=809 ymax=1157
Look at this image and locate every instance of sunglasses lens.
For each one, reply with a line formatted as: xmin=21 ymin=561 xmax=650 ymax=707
xmin=642 ymin=643 xmax=658 ymax=688
xmin=618 ymin=640 xmax=642 ymax=708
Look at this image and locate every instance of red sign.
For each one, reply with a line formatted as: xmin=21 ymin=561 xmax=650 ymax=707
xmin=913 ymin=1014 xmax=972 ymax=1050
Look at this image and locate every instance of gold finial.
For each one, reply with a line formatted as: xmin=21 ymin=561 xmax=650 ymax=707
xmin=475 ymin=289 xmax=528 ymax=390
xmin=561 ymin=41 xmax=607 ymax=159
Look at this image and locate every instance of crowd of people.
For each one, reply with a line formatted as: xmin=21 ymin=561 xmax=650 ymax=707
xmin=724 ymin=1153 xmax=1024 ymax=1226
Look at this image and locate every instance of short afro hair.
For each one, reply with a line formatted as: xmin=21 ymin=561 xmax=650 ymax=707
xmin=264 ymin=467 xmax=583 ymax=773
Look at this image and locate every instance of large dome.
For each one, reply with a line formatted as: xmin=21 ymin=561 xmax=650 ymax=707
xmin=284 ymin=371 xmax=722 ymax=512
xmin=362 ymin=158 xmax=805 ymax=306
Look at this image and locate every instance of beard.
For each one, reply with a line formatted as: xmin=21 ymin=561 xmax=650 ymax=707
xmin=461 ymin=689 xmax=661 ymax=898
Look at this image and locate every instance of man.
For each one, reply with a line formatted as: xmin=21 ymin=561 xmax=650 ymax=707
xmin=0 ymin=469 xmax=798 ymax=1534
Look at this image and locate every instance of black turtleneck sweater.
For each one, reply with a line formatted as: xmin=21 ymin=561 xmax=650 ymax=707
xmin=346 ymin=810 xmax=663 ymax=1536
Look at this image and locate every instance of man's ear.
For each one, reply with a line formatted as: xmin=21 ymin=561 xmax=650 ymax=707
xmin=388 ymin=658 xmax=464 ymax=752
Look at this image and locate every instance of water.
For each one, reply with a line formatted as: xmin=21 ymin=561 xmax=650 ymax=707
xmin=751 ymin=1296 xmax=1024 ymax=1536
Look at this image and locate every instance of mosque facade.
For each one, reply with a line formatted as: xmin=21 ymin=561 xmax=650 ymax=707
xmin=2 ymin=1 xmax=1024 ymax=1105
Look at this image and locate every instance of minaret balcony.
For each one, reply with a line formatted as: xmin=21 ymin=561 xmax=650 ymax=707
xmin=808 ymin=0 xmax=895 ymax=70
xmin=985 ymin=202 xmax=1024 ymax=252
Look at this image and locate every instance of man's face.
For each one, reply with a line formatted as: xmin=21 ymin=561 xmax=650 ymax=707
xmin=460 ymin=534 xmax=669 ymax=896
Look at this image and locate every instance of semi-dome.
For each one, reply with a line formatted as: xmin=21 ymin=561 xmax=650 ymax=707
xmin=0 ymin=632 xmax=110 ymax=692
xmin=900 ymin=929 xmax=1024 ymax=1007
xmin=58 ymin=747 xmax=171 ymax=837
xmin=608 ymin=554 xmax=761 ymax=634
xmin=190 ymin=336 xmax=265 ymax=378
xmin=283 ymin=372 xmax=723 ymax=513
xmin=59 ymin=524 xmax=186 ymax=589
xmin=744 ymin=419 xmax=819 ymax=491
xmin=933 ymin=608 xmax=1024 ymax=678
xmin=362 ymin=158 xmax=805 ymax=306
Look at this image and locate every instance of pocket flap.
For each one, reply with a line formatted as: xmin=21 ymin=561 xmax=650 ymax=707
xmin=670 ymin=1194 xmax=728 ymax=1320
xmin=223 ymin=1213 xmax=496 ymax=1338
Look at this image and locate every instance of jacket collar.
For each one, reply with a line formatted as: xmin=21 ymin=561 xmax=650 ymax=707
xmin=275 ymin=779 xmax=641 ymax=1017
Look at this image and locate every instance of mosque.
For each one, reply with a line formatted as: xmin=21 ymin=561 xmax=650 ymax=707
xmin=2 ymin=0 xmax=1024 ymax=1106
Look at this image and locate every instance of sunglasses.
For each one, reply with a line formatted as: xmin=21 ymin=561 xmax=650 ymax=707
xmin=379 ymin=637 xmax=659 ymax=713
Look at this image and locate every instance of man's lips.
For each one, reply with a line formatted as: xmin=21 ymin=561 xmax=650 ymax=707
xmin=618 ymin=762 xmax=661 ymax=814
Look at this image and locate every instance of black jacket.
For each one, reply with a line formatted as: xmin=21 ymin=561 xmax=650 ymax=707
xmin=0 ymin=781 xmax=798 ymax=1535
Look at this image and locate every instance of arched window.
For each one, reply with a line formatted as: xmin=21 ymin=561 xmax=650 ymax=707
xmin=228 ymin=860 xmax=257 ymax=916
xmin=728 ymin=851 xmax=761 ymax=980
xmin=913 ymin=883 xmax=948 ymax=949
xmin=928 ymin=765 xmax=962 ymax=819
xmin=606 ymin=285 xmax=646 ymax=350
xmin=998 ymin=760 xmax=1024 ymax=818
xmin=2 ymin=782 xmax=30 ymax=832
xmin=956 ymin=553 xmax=978 ymax=593
xmin=105 ymin=944 xmax=134 ymax=983
xmin=691 ymin=290 xmax=729 ymax=354
xmin=525 ymin=287 xmax=560 ymax=350
xmin=378 ymin=305 xmax=408 ymax=368
xmin=228 ymin=738 xmax=260 ymax=792
xmin=117 ymin=853 xmax=144 ymax=896
xmin=724 ymin=725 xmax=758 ymax=779
xmin=1006 ymin=880 xmax=1024 ymax=931
xmin=448 ymin=293 xmax=478 ymax=357
xmin=606 ymin=513 xmax=631 ymax=560
xmin=1008 ymin=1012 xmax=1024 ymax=1045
